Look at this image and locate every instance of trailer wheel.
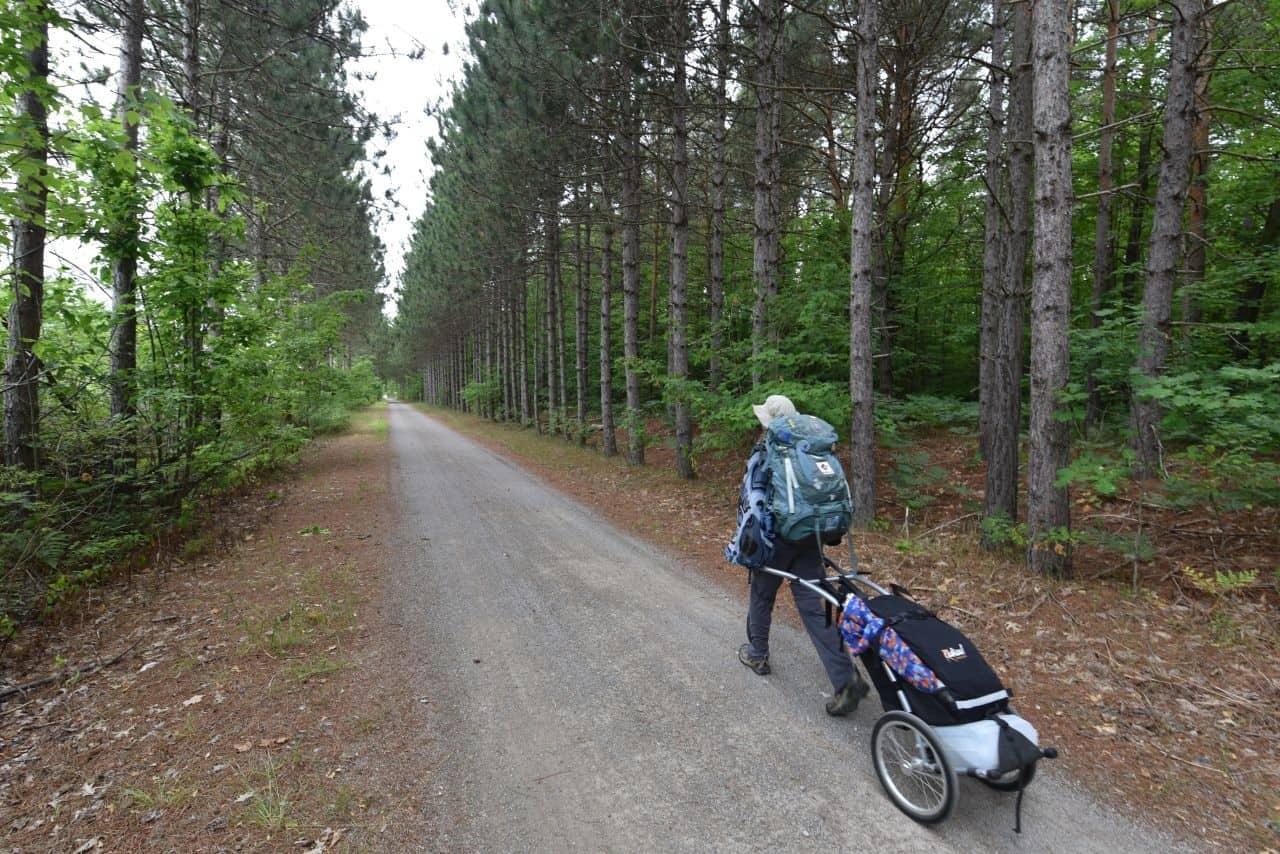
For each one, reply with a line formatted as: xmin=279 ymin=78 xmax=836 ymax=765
xmin=980 ymin=763 xmax=1035 ymax=792
xmin=871 ymin=711 xmax=957 ymax=824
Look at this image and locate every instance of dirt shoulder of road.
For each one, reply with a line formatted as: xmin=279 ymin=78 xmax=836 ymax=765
xmin=0 ymin=405 xmax=436 ymax=852
xmin=419 ymin=405 xmax=1280 ymax=852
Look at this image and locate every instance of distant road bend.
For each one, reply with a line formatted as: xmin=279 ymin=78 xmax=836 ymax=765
xmin=383 ymin=403 xmax=1189 ymax=853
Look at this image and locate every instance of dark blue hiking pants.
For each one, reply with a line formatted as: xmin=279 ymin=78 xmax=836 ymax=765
xmin=744 ymin=539 xmax=855 ymax=692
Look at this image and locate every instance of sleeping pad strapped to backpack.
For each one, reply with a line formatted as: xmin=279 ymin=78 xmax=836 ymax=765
xmin=763 ymin=413 xmax=853 ymax=545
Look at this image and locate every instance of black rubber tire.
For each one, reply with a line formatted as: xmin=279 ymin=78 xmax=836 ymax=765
xmin=980 ymin=762 xmax=1036 ymax=792
xmin=871 ymin=710 xmax=958 ymax=825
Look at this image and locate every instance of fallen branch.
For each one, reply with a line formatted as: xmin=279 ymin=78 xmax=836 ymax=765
xmin=920 ymin=513 xmax=979 ymax=539
xmin=1148 ymin=742 xmax=1229 ymax=778
xmin=0 ymin=641 xmax=139 ymax=703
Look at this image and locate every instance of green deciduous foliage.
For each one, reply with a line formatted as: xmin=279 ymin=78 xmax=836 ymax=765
xmin=1 ymin=1 xmax=384 ymax=635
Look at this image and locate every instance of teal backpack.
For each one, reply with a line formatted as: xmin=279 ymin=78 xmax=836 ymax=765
xmin=764 ymin=413 xmax=854 ymax=544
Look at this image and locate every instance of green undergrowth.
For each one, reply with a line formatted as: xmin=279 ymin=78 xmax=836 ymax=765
xmin=0 ymin=403 xmax=379 ymax=649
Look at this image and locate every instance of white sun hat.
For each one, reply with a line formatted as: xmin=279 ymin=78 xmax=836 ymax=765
xmin=752 ymin=394 xmax=798 ymax=429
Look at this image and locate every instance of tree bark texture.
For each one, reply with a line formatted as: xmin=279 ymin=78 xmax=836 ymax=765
xmin=621 ymin=94 xmax=645 ymax=465
xmin=848 ymin=0 xmax=878 ymax=527
xmin=986 ymin=0 xmax=1033 ymax=532
xmin=4 ymin=6 xmax=49 ymax=471
xmin=669 ymin=0 xmax=693 ymax=480
xmin=109 ymin=0 xmax=144 ymax=434
xmin=576 ymin=214 xmax=590 ymax=446
xmin=599 ymin=180 xmax=618 ymax=457
xmin=1085 ymin=0 xmax=1119 ymax=431
xmin=1182 ymin=13 xmax=1214 ymax=327
xmin=979 ymin=0 xmax=1013 ymax=541
xmin=708 ymin=0 xmax=729 ymax=392
xmin=751 ymin=0 xmax=783 ymax=387
xmin=1130 ymin=0 xmax=1203 ymax=477
xmin=1028 ymin=0 xmax=1073 ymax=577
xmin=544 ymin=201 xmax=560 ymax=437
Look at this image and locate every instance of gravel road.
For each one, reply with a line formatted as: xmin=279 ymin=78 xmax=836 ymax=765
xmin=384 ymin=403 xmax=1193 ymax=853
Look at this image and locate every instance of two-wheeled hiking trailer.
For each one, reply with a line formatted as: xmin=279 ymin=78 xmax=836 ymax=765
xmin=756 ymin=556 xmax=1057 ymax=828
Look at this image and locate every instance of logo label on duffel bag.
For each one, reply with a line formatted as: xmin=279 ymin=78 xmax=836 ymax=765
xmin=942 ymin=644 xmax=968 ymax=662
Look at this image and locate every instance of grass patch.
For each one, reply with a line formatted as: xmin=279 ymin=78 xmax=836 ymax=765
xmin=241 ymin=755 xmax=297 ymax=833
xmin=350 ymin=405 xmax=388 ymax=439
xmin=350 ymin=709 xmax=385 ymax=736
xmin=180 ymin=534 xmax=214 ymax=560
xmin=121 ymin=773 xmax=196 ymax=812
xmin=285 ymin=655 xmax=347 ymax=683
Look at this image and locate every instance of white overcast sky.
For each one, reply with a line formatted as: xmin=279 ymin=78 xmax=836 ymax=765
xmin=351 ymin=0 xmax=470 ymax=311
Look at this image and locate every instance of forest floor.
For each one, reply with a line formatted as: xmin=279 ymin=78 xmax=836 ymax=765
xmin=1 ymin=403 xmax=1276 ymax=851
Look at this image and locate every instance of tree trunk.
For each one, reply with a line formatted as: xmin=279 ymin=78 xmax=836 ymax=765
xmin=988 ymin=0 xmax=1033 ymax=532
xmin=622 ymin=90 xmax=645 ymax=465
xmin=1119 ymin=123 xmax=1155 ymax=302
xmin=669 ymin=0 xmax=693 ymax=479
xmin=556 ymin=231 xmax=570 ymax=441
xmin=545 ymin=200 xmax=560 ymax=437
xmin=110 ymin=0 xmax=144 ymax=445
xmin=1028 ymin=0 xmax=1073 ymax=577
xmin=599 ymin=178 xmax=618 ymax=457
xmin=979 ymin=0 xmax=1013 ymax=542
xmin=519 ymin=269 xmax=531 ymax=426
xmin=848 ymin=0 xmax=878 ymax=527
xmin=4 ymin=4 xmax=50 ymax=472
xmin=576 ymin=210 xmax=590 ymax=446
xmin=1084 ymin=0 xmax=1119 ymax=432
xmin=1182 ymin=13 xmax=1214 ymax=327
xmin=708 ymin=0 xmax=729 ymax=392
xmin=1130 ymin=0 xmax=1203 ymax=477
xmin=751 ymin=0 xmax=783 ymax=387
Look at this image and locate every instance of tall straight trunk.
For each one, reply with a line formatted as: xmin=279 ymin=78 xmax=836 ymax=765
xmin=669 ymin=0 xmax=693 ymax=479
xmin=848 ymin=0 xmax=878 ymax=527
xmin=1130 ymin=0 xmax=1203 ymax=477
xmin=649 ymin=218 xmax=660 ymax=345
xmin=110 ymin=0 xmax=144 ymax=437
xmin=708 ymin=0 xmax=729 ymax=392
xmin=519 ymin=271 xmax=531 ymax=426
xmin=980 ymin=0 xmax=1014 ymax=540
xmin=989 ymin=0 xmax=1033 ymax=526
xmin=180 ymin=0 xmax=203 ymax=459
xmin=532 ymin=272 xmax=542 ymax=433
xmin=599 ymin=180 xmax=618 ymax=457
xmin=621 ymin=91 xmax=645 ymax=465
xmin=751 ymin=0 xmax=783 ymax=387
xmin=576 ymin=212 xmax=590 ymax=445
xmin=556 ymin=239 xmax=569 ymax=440
xmin=1182 ymin=13 xmax=1214 ymax=327
xmin=182 ymin=0 xmax=200 ymax=119
xmin=1120 ymin=123 xmax=1155 ymax=302
xmin=1028 ymin=0 xmax=1073 ymax=578
xmin=545 ymin=205 xmax=560 ymax=437
xmin=4 ymin=5 xmax=50 ymax=471
xmin=1085 ymin=0 xmax=1120 ymax=431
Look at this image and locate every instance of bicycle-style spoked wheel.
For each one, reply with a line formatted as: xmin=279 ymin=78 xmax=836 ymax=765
xmin=871 ymin=711 xmax=957 ymax=824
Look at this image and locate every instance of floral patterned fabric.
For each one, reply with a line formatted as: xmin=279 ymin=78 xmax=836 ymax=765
xmin=838 ymin=593 xmax=944 ymax=693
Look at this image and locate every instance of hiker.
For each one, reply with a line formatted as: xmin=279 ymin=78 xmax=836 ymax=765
xmin=727 ymin=394 xmax=870 ymax=716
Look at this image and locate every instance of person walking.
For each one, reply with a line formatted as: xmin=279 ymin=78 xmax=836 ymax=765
xmin=727 ymin=394 xmax=870 ymax=716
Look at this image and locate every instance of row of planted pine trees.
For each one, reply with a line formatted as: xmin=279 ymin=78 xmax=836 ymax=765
xmin=385 ymin=0 xmax=1280 ymax=580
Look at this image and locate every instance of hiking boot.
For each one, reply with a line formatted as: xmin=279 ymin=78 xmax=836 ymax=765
xmin=738 ymin=644 xmax=771 ymax=676
xmin=825 ymin=674 xmax=870 ymax=717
